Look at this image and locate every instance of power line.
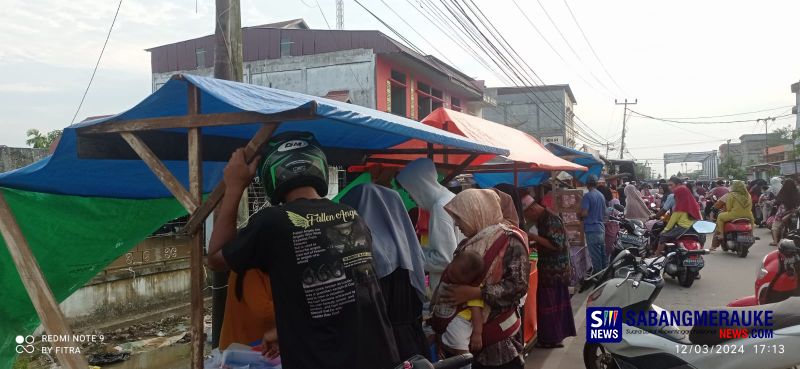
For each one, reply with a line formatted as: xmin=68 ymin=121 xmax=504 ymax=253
xmin=444 ymin=0 xmax=610 ymax=145
xmin=627 ymin=139 xmax=726 ymax=150
xmin=377 ymin=0 xmax=459 ymax=67
xmin=561 ymin=0 xmax=627 ymax=95
xmin=70 ymin=0 xmax=123 ymax=125
xmin=635 ymin=105 xmax=794 ymax=120
xmin=314 ymin=0 xmax=332 ymax=29
xmin=630 ymin=110 xmax=794 ymax=125
xmin=532 ymin=0 xmax=613 ymax=94
xmin=510 ymin=0 xmax=609 ymax=98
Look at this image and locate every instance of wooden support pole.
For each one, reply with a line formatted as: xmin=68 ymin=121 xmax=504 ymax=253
xmin=121 ymin=132 xmax=198 ymax=213
xmin=188 ymin=126 xmax=205 ymax=369
xmin=0 ymin=192 xmax=88 ymax=369
xmin=442 ymin=153 xmax=479 ymax=183
xmin=76 ymin=109 xmax=315 ymax=134
xmin=182 ymin=122 xmax=279 ymax=235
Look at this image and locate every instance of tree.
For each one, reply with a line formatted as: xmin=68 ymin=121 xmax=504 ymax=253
xmin=25 ymin=128 xmax=61 ymax=149
xmin=719 ymin=156 xmax=747 ymax=180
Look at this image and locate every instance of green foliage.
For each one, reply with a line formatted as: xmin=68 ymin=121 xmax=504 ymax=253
xmin=719 ymin=156 xmax=748 ymax=180
xmin=25 ymin=129 xmax=61 ymax=149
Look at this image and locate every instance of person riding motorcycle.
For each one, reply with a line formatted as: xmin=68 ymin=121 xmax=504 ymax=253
xmin=710 ymin=180 xmax=755 ymax=252
xmin=655 ymin=185 xmax=701 ymax=256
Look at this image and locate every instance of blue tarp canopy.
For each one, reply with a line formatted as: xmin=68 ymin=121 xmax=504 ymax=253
xmin=0 ymin=74 xmax=508 ymax=199
xmin=472 ymin=170 xmax=551 ymax=188
xmin=545 ymin=143 xmax=604 ymax=184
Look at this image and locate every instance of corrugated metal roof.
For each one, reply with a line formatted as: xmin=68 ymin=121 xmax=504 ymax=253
xmin=147 ymin=25 xmax=481 ymax=96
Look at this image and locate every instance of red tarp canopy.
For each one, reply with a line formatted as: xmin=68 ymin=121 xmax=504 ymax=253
xmin=362 ymin=108 xmax=587 ymax=172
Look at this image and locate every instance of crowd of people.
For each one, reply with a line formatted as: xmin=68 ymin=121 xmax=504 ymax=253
xmin=202 ymin=131 xmax=800 ymax=369
xmin=587 ymin=175 xmax=800 ymax=262
xmin=205 ymin=133 xmax=584 ymax=369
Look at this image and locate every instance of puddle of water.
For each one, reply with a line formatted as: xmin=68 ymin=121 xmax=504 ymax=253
xmin=104 ymin=344 xmax=191 ymax=369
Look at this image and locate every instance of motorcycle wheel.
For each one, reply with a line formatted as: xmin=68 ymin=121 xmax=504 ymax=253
xmin=678 ymin=269 xmax=696 ymax=288
xmin=737 ymin=246 xmax=749 ymax=258
xmin=583 ymin=343 xmax=618 ymax=369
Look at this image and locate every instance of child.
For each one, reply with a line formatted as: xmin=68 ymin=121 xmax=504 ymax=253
xmin=437 ymin=250 xmax=485 ymax=354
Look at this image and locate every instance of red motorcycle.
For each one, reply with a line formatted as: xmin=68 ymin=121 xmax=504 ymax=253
xmin=728 ymin=233 xmax=800 ymax=307
xmin=720 ymin=218 xmax=755 ymax=258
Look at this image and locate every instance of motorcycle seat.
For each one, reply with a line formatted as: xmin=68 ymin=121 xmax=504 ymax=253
xmin=724 ymin=220 xmax=753 ymax=233
xmin=689 ymin=297 xmax=800 ymax=345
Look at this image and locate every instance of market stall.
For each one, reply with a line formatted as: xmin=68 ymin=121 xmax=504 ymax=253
xmin=545 ymin=143 xmax=604 ymax=184
xmin=361 ymin=108 xmax=588 ymax=348
xmin=0 ymin=75 xmax=509 ymax=369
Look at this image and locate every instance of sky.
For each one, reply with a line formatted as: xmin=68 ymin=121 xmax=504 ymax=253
xmin=1 ymin=0 xmax=798 ymax=177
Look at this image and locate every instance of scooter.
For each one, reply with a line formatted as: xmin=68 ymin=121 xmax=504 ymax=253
xmin=582 ymin=250 xmax=800 ymax=369
xmin=728 ymin=232 xmax=800 ymax=307
xmin=661 ymin=221 xmax=715 ymax=288
xmin=395 ymin=354 xmax=472 ymax=369
xmin=609 ymin=204 xmax=648 ymax=259
xmin=720 ymin=218 xmax=755 ymax=258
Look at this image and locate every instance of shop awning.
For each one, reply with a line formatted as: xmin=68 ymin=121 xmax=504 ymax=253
xmin=0 ymin=76 xmax=507 ymax=199
xmin=545 ymin=143 xmax=604 ymax=184
xmin=366 ymin=108 xmax=586 ymax=172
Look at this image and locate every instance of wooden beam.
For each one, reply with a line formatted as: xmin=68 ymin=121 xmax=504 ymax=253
xmin=360 ymin=148 xmax=478 ymax=155
xmin=0 ymin=192 xmax=88 ymax=369
xmin=182 ymin=123 xmax=279 ymax=235
xmin=442 ymin=153 xmax=479 ymax=183
xmin=187 ymin=126 xmax=205 ymax=369
xmin=121 ymin=132 xmax=198 ymax=213
xmin=364 ymin=157 xmax=462 ymax=170
xmin=77 ymin=108 xmax=315 ymax=134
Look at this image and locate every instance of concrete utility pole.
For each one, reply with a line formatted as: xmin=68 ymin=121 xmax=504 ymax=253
xmin=208 ymin=0 xmax=243 ymax=361
xmin=758 ymin=117 xmax=777 ymax=163
xmin=615 ymin=98 xmax=637 ymax=159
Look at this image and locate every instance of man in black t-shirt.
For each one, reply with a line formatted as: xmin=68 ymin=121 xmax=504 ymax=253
xmin=207 ymin=132 xmax=399 ymax=369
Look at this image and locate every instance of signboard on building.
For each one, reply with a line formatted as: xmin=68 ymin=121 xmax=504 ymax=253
xmin=541 ymin=136 xmax=565 ymax=145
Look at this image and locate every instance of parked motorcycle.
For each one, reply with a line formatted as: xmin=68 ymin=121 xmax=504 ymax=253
xmin=661 ymin=221 xmax=715 ymax=287
xmin=609 ymin=204 xmax=649 ymax=259
xmin=728 ymin=232 xmax=800 ymax=307
xmin=582 ymin=250 xmax=800 ymax=369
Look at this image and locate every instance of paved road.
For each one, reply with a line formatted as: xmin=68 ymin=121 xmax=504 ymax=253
xmin=525 ymin=227 xmax=774 ymax=369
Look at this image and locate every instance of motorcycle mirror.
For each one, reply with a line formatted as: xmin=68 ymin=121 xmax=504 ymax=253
xmin=650 ymin=203 xmax=657 ymax=209
xmin=692 ymin=220 xmax=717 ymax=234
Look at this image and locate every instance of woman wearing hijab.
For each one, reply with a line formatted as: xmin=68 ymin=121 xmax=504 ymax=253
xmin=655 ymin=186 xmax=702 ymax=255
xmin=771 ymin=178 xmax=800 ymax=245
xmin=623 ymin=184 xmax=652 ymax=222
xmin=437 ymin=189 xmax=529 ymax=369
xmin=711 ymin=180 xmax=756 ymax=251
xmin=494 ymin=183 xmax=524 ymax=227
xmin=521 ymin=195 xmax=576 ymax=349
xmin=341 ymin=183 xmax=428 ymax=359
xmin=396 ymin=158 xmax=461 ymax=292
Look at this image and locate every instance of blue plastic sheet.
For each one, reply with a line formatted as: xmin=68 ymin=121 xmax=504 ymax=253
xmin=0 ymin=75 xmax=507 ymax=198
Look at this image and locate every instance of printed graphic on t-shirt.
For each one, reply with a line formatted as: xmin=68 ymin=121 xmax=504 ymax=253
xmin=287 ymin=210 xmax=373 ymax=319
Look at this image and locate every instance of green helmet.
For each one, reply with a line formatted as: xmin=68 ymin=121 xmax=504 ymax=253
xmin=257 ymin=132 xmax=328 ymax=203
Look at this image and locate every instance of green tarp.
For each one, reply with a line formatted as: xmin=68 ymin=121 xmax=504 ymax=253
xmin=0 ymin=188 xmax=186 ymax=368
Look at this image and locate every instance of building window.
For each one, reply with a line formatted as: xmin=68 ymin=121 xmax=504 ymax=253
xmin=195 ymin=48 xmax=205 ymax=68
xmin=451 ymin=97 xmax=461 ymax=112
xmin=417 ymin=82 xmax=431 ymax=118
xmin=280 ymin=38 xmax=293 ymax=58
xmin=390 ymin=70 xmax=407 ymax=117
xmin=416 ymin=82 xmax=444 ymax=119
